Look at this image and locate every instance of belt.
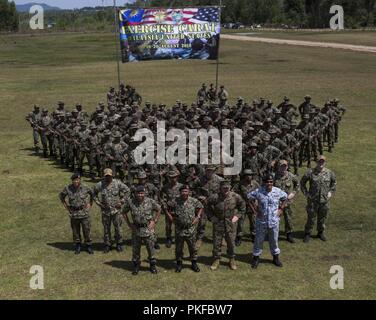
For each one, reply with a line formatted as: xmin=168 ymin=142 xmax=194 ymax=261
xmin=70 ymin=205 xmax=85 ymax=211
xmin=135 ymin=223 xmax=148 ymax=228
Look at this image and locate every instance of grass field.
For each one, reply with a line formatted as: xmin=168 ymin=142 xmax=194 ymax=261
xmin=0 ymin=32 xmax=376 ymax=300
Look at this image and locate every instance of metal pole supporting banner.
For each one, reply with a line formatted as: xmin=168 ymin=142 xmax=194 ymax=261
xmin=215 ymin=0 xmax=223 ymax=94
xmin=114 ymin=0 xmax=121 ymax=89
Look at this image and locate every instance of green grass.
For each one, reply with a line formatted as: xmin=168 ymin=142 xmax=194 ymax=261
xmin=224 ymin=29 xmax=376 ymax=47
xmin=0 ymin=32 xmax=376 ymax=300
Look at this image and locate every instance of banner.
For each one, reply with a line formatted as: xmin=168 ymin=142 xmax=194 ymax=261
xmin=119 ymin=7 xmax=221 ymax=63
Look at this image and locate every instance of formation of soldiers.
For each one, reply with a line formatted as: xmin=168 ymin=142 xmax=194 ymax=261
xmin=27 ymin=82 xmax=343 ymax=274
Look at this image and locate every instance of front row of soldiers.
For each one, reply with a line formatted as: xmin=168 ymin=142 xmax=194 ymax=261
xmin=60 ymin=156 xmax=336 ymax=274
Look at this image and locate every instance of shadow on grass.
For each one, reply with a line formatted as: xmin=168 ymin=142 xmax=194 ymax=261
xmin=47 ymin=242 xmax=104 ymax=251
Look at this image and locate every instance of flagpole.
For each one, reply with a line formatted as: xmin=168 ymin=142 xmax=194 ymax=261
xmin=114 ymin=0 xmax=121 ymax=89
xmin=215 ymin=0 xmax=223 ymax=94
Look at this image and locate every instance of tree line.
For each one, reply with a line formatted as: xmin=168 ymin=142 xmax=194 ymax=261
xmin=0 ymin=0 xmax=19 ymax=31
xmin=133 ymin=0 xmax=376 ymax=28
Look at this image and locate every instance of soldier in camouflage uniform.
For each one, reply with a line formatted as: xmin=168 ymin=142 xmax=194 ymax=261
xmin=25 ymin=105 xmax=41 ymax=154
xmin=161 ymin=169 xmax=182 ymax=248
xmin=93 ymin=168 xmax=130 ymax=252
xmin=274 ymin=160 xmax=300 ymax=243
xmin=108 ymin=131 xmax=128 ymax=181
xmin=38 ymin=108 xmax=54 ymax=158
xmin=59 ymin=173 xmax=94 ymax=254
xmin=122 ymin=185 xmax=161 ymax=275
xmin=301 ymin=155 xmax=336 ymax=242
xmin=166 ymin=185 xmax=203 ymax=273
xmin=233 ymin=169 xmax=260 ymax=245
xmin=208 ymin=180 xmax=246 ymax=271
xmin=196 ymin=165 xmax=223 ymax=249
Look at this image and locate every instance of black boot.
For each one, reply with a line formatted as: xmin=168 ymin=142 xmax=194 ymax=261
xmin=87 ymin=244 xmax=94 ymax=254
xmin=103 ymin=245 xmax=111 ymax=253
xmin=150 ymin=260 xmax=158 ymax=274
xmin=132 ymin=261 xmax=140 ymax=275
xmin=273 ymin=255 xmax=283 ymax=267
xmin=303 ymin=233 xmax=311 ymax=243
xmin=250 ymin=234 xmax=255 ymax=243
xmin=43 ymin=150 xmax=48 ymax=158
xmin=165 ymin=237 xmax=172 ymax=248
xmin=251 ymin=255 xmax=259 ymax=269
xmin=191 ymin=261 xmax=200 ymax=273
xmin=235 ymin=236 xmax=242 ymax=247
xmin=175 ymin=261 xmax=183 ymax=273
xmin=317 ymin=232 xmax=327 ymax=241
xmin=286 ymin=232 xmax=295 ymax=243
xmin=116 ymin=244 xmax=123 ymax=252
xmin=154 ymin=242 xmax=160 ymax=250
xmin=74 ymin=243 xmax=81 ymax=255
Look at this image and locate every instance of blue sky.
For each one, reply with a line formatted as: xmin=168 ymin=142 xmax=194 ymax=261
xmin=14 ymin=0 xmax=135 ymax=10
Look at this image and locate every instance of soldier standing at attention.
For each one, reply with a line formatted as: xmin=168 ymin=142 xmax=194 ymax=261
xmin=274 ymin=160 xmax=300 ymax=243
xmin=59 ymin=173 xmax=94 ymax=255
xmin=25 ymin=105 xmax=41 ymax=154
xmin=166 ymin=185 xmax=203 ymax=273
xmin=208 ymin=180 xmax=246 ymax=271
xmin=248 ymin=174 xmax=288 ymax=269
xmin=301 ymin=155 xmax=336 ymax=243
xmin=122 ymin=186 xmax=161 ymax=275
xmin=93 ymin=168 xmax=130 ymax=253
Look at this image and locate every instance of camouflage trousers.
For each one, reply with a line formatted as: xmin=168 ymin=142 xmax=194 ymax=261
xmin=132 ymin=232 xmax=156 ymax=263
xmin=236 ymin=212 xmax=255 ymax=238
xmin=70 ymin=217 xmax=92 ymax=245
xmin=88 ymin=153 xmax=101 ymax=177
xmin=40 ymin=133 xmax=54 ymax=154
xmin=196 ymin=211 xmax=207 ymax=241
xmin=165 ymin=213 xmax=173 ymax=239
xmin=101 ymin=213 xmax=123 ymax=246
xmin=32 ymin=129 xmax=40 ymax=148
xmin=253 ymin=221 xmax=280 ymax=257
xmin=305 ymin=200 xmax=329 ymax=234
xmin=175 ymin=232 xmax=197 ymax=262
xmin=281 ymin=205 xmax=294 ymax=234
xmin=212 ymin=219 xmax=238 ymax=259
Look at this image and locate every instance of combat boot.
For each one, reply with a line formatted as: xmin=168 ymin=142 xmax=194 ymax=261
xmin=87 ymin=244 xmax=94 ymax=254
xmin=132 ymin=261 xmax=140 ymax=275
xmin=154 ymin=243 xmax=160 ymax=250
xmin=303 ymin=233 xmax=311 ymax=243
xmin=273 ymin=255 xmax=283 ymax=267
xmin=229 ymin=258 xmax=237 ymax=270
xmin=74 ymin=243 xmax=81 ymax=255
xmin=286 ymin=233 xmax=295 ymax=243
xmin=318 ymin=232 xmax=327 ymax=241
xmin=175 ymin=261 xmax=183 ymax=273
xmin=165 ymin=237 xmax=172 ymax=248
xmin=116 ymin=244 xmax=123 ymax=252
xmin=103 ymin=245 xmax=111 ymax=253
xmin=43 ymin=150 xmax=48 ymax=158
xmin=191 ymin=261 xmax=200 ymax=273
xmin=251 ymin=255 xmax=259 ymax=269
xmin=210 ymin=258 xmax=220 ymax=271
xmin=150 ymin=260 xmax=158 ymax=274
xmin=235 ymin=236 xmax=242 ymax=247
xmin=250 ymin=234 xmax=255 ymax=243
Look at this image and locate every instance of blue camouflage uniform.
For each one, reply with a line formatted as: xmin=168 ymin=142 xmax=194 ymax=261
xmin=248 ymin=186 xmax=287 ymax=257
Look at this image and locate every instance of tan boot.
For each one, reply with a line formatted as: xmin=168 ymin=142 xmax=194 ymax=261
xmin=210 ymin=258 xmax=220 ymax=271
xmin=229 ymin=258 xmax=237 ymax=270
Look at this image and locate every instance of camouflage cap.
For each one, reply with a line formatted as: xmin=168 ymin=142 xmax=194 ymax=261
xmin=241 ymin=113 xmax=248 ymax=119
xmin=317 ymin=155 xmax=326 ymax=162
xmin=249 ymin=142 xmax=258 ymax=148
xmin=71 ymin=173 xmax=81 ymax=180
xmin=254 ymin=121 xmax=263 ymax=126
xmin=103 ymin=168 xmax=113 ymax=176
xmin=167 ymin=170 xmax=180 ymax=178
xmin=265 ymin=118 xmax=272 ymax=123
xmin=192 ymin=121 xmax=201 ymax=129
xmin=136 ymin=171 xmax=147 ymax=179
xmin=268 ymin=128 xmax=278 ymax=135
xmin=304 ymin=95 xmax=312 ymax=99
xmin=89 ymin=124 xmax=97 ymax=130
xmin=284 ymin=96 xmax=290 ymax=101
xmin=220 ymin=179 xmax=231 ymax=187
xmin=281 ymin=125 xmax=290 ymax=130
xmin=103 ymin=130 xmax=111 ymax=136
xmin=113 ymin=131 xmax=122 ymax=138
xmin=274 ymin=109 xmax=281 ymax=114
xmin=42 ymin=108 xmax=48 ymax=113
xmin=290 ymin=120 xmax=299 ymax=126
xmin=241 ymin=169 xmax=255 ymax=176
xmin=58 ymin=101 xmax=65 ymax=106
xmin=303 ymin=114 xmax=310 ymax=119
xmin=206 ymin=164 xmax=217 ymax=171
xmin=72 ymin=109 xmax=79 ymax=114
xmin=237 ymin=97 xmax=244 ymax=101
xmin=279 ymin=159 xmax=288 ymax=166
xmin=263 ymin=136 xmax=271 ymax=142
